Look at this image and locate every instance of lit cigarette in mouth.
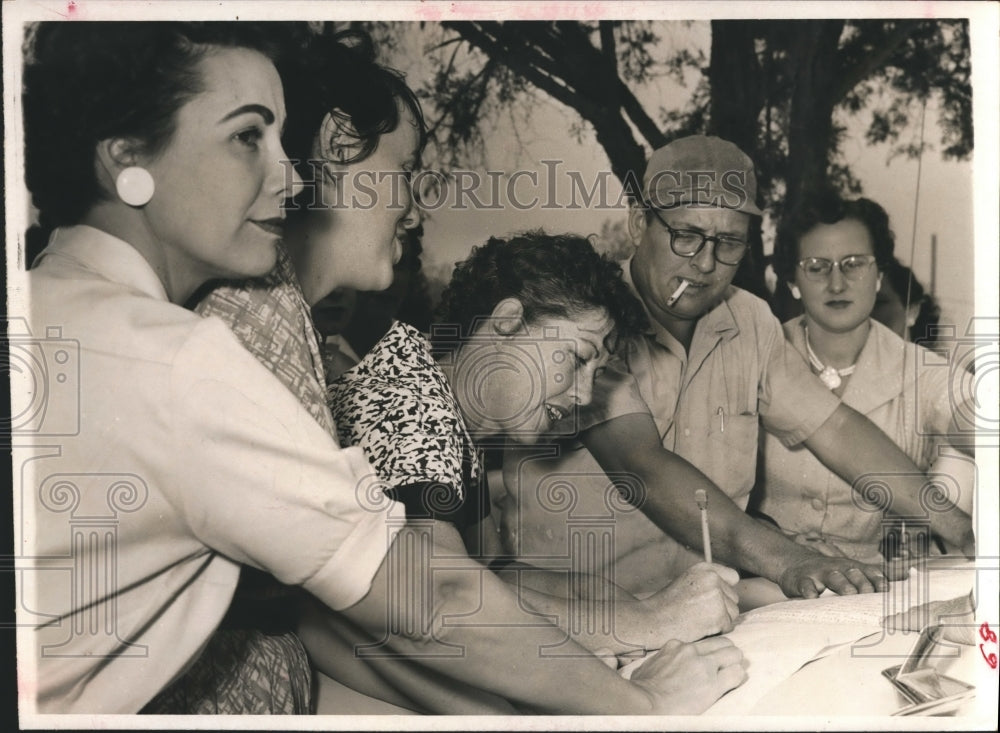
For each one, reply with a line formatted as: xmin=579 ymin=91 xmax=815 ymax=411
xmin=666 ymin=280 xmax=690 ymax=306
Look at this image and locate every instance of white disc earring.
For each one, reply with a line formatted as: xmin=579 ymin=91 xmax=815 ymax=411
xmin=789 ymin=284 xmax=801 ymax=300
xmin=116 ymin=166 xmax=155 ymax=207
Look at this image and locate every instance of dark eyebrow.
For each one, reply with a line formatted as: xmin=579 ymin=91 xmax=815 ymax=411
xmin=673 ymin=221 xmax=746 ymax=239
xmin=219 ymin=104 xmax=275 ymax=126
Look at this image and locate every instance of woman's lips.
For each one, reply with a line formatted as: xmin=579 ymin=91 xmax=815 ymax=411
xmin=250 ymin=218 xmax=285 ymax=236
xmin=544 ymin=403 xmax=568 ymax=424
xmin=825 ymin=299 xmax=853 ymax=309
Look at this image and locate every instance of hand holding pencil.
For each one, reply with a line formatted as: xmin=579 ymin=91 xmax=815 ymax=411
xmin=695 ymin=488 xmax=712 ymax=563
xmin=628 ymin=490 xmax=739 ymax=645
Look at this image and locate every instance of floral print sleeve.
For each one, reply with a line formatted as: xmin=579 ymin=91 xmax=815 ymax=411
xmin=328 ymin=321 xmax=488 ymax=528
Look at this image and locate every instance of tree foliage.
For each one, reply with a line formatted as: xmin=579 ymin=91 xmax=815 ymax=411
xmin=396 ymin=19 xmax=970 ymax=211
xmin=342 ymin=18 xmax=972 ymax=302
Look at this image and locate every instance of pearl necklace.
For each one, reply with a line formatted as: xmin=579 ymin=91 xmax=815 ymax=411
xmin=804 ymin=327 xmax=857 ymax=390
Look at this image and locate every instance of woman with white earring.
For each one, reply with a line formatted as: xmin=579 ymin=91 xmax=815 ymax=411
xmin=755 ymin=192 xmax=974 ymax=564
xmin=18 ymin=22 xmax=419 ymax=714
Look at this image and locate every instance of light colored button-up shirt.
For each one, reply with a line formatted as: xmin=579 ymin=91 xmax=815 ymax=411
xmin=759 ymin=316 xmax=967 ymax=563
xmin=15 ymin=226 xmax=400 ymax=713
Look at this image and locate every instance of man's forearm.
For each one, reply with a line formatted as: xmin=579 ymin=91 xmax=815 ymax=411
xmin=582 ymin=413 xmax=818 ymax=584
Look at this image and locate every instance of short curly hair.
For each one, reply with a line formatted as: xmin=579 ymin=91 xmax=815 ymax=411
xmin=433 ymin=231 xmax=648 ymax=356
xmin=773 ymin=190 xmax=896 ymax=285
xmin=22 ymin=21 xmax=298 ymax=233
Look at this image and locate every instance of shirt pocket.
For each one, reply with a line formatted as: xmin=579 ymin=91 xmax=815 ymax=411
xmin=705 ymin=411 xmax=760 ymax=502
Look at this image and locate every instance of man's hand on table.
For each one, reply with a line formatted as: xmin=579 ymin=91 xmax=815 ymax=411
xmin=777 ymin=552 xmax=907 ymax=598
xmin=631 ymin=637 xmax=747 ymax=715
xmin=640 ymin=562 xmax=740 ymax=642
xmin=790 ymin=532 xmax=850 ymax=558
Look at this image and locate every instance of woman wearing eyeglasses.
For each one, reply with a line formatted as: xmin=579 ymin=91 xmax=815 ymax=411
xmin=759 ymin=192 xmax=974 ymax=563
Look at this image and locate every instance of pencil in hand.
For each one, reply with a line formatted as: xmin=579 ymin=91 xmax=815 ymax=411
xmin=695 ymin=488 xmax=712 ymax=564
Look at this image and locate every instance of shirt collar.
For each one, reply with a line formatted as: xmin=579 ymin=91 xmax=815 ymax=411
xmin=849 ymin=319 xmax=913 ymax=409
xmin=35 ymin=225 xmax=170 ymax=302
xmin=621 ymin=256 xmax=739 ymax=349
xmin=786 ymin=315 xmax=910 ymax=411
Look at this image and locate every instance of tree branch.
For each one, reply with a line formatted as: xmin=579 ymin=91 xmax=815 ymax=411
xmin=599 ymin=21 xmax=616 ymax=66
xmin=831 ymin=21 xmax=921 ymax=105
xmin=443 ymin=21 xmax=648 ymax=185
xmin=445 ymin=22 xmax=601 ymax=119
xmin=427 ymin=36 xmax=465 ymax=52
xmin=617 ymin=78 xmax=668 ymax=149
xmin=425 ymin=60 xmax=496 ymax=142
xmin=543 ymin=22 xmax=666 ymax=148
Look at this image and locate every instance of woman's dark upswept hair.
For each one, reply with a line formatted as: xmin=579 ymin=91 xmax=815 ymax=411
xmin=22 ymin=23 xmax=424 ymax=260
xmin=773 ymin=189 xmax=897 ymax=285
xmin=433 ymin=231 xmax=648 ymax=355
xmin=281 ymin=29 xmax=427 ymax=180
xmin=22 ymin=21 xmax=297 ymax=237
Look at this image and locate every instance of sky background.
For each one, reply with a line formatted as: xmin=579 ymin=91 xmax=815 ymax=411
xmin=377 ymin=21 xmax=977 ymax=332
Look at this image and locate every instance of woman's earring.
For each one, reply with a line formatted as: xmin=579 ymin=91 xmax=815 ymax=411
xmin=789 ymin=284 xmax=801 ymax=300
xmin=876 ymin=275 xmax=883 ymax=292
xmin=116 ymin=166 xmax=155 ymax=207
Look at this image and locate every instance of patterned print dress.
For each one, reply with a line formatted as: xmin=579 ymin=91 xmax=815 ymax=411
xmin=328 ymin=321 xmax=489 ymax=529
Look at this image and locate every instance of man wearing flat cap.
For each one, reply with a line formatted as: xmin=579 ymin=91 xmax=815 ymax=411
xmin=499 ymin=135 xmax=973 ymax=614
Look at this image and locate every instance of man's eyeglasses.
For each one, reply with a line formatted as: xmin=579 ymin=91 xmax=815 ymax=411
xmin=796 ymin=255 xmax=877 ymax=282
xmin=647 ymin=207 xmax=748 ymax=266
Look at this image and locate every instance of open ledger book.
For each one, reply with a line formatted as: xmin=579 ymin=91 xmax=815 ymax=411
xmin=622 ymin=558 xmax=976 ymax=716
